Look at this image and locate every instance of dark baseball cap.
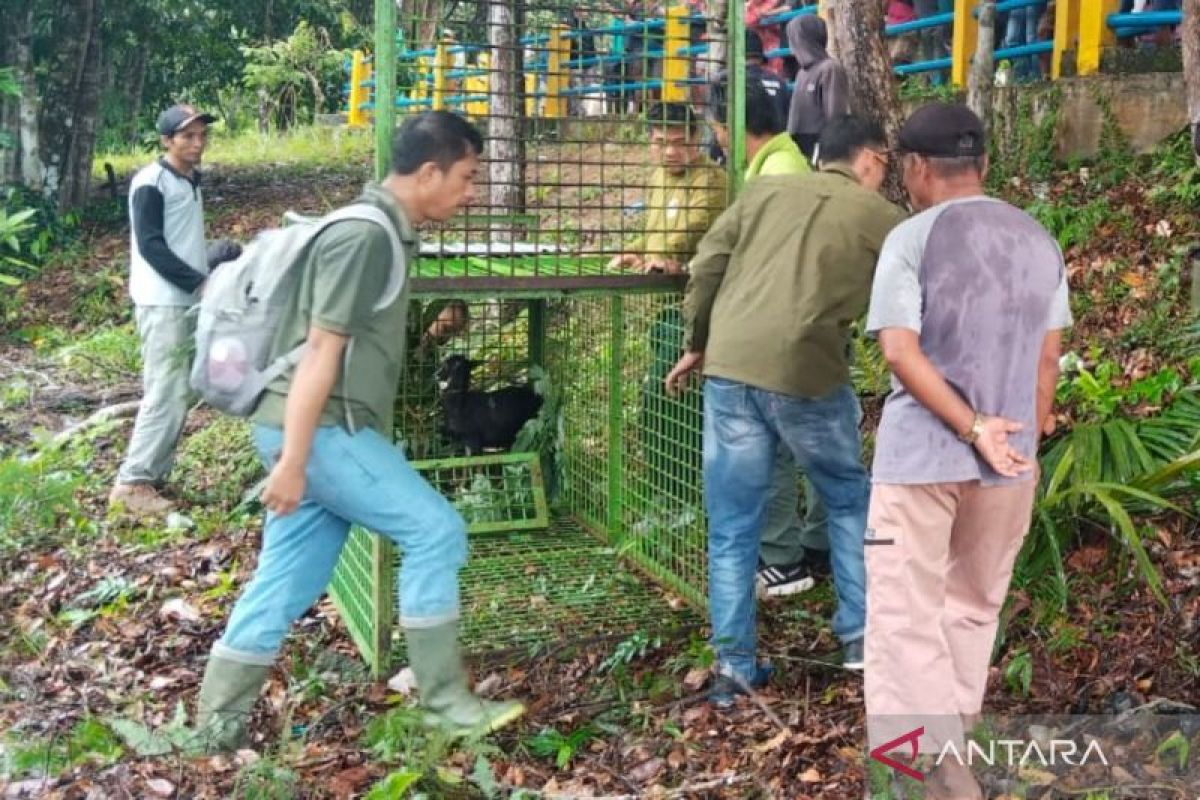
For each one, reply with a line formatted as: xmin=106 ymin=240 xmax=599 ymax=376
xmin=897 ymin=103 xmax=986 ymax=158
xmin=156 ymin=104 xmax=216 ymax=136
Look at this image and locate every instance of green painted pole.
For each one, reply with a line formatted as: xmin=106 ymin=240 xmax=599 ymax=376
xmin=374 ymin=0 xmax=397 ymax=180
xmin=728 ymin=0 xmax=747 ymax=197
xmin=607 ymin=295 xmax=625 ymax=543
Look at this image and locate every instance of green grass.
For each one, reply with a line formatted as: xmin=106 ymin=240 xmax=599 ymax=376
xmin=94 ymin=125 xmax=373 ymax=179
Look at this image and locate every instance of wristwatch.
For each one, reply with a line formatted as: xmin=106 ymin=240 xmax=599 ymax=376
xmin=958 ymin=412 xmax=985 ymax=444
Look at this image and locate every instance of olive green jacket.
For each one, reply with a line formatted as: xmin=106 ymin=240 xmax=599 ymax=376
xmin=683 ymin=165 xmax=906 ymax=398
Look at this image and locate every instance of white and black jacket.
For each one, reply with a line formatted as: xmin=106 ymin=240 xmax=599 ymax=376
xmin=128 ymin=158 xmax=209 ymax=306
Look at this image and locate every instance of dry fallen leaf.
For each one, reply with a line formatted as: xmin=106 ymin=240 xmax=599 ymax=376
xmin=159 ymin=597 xmax=201 ymax=623
xmin=628 ymin=757 xmax=664 ymax=784
xmin=753 ymin=730 xmax=791 ymax=753
xmin=145 ymin=778 xmax=174 ymax=796
xmin=799 ymin=767 xmax=822 ymax=783
xmin=387 ymin=667 xmax=417 ymax=696
xmin=682 ymin=667 xmax=709 ymax=692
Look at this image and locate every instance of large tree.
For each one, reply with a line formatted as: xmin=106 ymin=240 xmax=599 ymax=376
xmin=967 ymin=0 xmax=997 ymax=128
xmin=1184 ymin=0 xmax=1199 ymax=162
xmin=822 ymin=0 xmax=905 ymax=201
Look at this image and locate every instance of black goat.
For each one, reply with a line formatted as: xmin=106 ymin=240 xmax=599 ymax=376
xmin=436 ymin=355 xmax=543 ymax=454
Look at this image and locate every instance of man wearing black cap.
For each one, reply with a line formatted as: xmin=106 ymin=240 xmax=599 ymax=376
xmin=863 ymin=103 xmax=1070 ymax=798
xmin=109 ymin=104 xmax=241 ymax=515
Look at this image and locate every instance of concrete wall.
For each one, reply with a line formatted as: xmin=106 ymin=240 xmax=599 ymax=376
xmin=993 ymin=72 xmax=1188 ymax=160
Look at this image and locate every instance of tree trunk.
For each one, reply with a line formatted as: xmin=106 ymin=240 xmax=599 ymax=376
xmin=14 ymin=3 xmax=44 ymax=192
xmin=823 ymin=0 xmax=905 ymax=203
xmin=127 ymin=50 xmax=148 ymax=144
xmin=967 ymin=0 xmax=996 ymax=129
xmin=1 ymin=8 xmax=21 ymax=186
xmin=31 ymin=0 xmax=104 ymax=208
xmin=60 ymin=17 xmax=103 ymax=209
xmin=1183 ymin=0 xmax=1200 ymax=161
xmin=486 ymin=0 xmax=520 ymax=241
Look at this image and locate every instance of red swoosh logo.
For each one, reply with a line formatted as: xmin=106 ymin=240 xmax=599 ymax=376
xmin=869 ymin=726 xmax=925 ymax=782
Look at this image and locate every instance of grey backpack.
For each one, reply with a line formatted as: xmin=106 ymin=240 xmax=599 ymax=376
xmin=190 ymin=204 xmax=405 ymax=416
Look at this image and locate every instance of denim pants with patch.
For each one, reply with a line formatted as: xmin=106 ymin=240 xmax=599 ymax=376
xmin=703 ymin=378 xmax=868 ymax=680
xmin=116 ymin=305 xmax=195 ymax=485
xmin=213 ymin=425 xmax=467 ymax=666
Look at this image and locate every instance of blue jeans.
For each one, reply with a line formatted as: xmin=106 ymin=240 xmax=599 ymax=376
xmin=704 ymin=378 xmax=868 ymax=680
xmin=1003 ymin=6 xmax=1045 ymax=81
xmin=214 ymin=425 xmax=467 ymax=665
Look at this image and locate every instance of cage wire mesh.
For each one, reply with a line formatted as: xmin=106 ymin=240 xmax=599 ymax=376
xmin=332 ymin=0 xmax=739 ymax=674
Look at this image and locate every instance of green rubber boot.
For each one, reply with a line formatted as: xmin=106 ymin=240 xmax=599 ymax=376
xmin=193 ymin=654 xmax=270 ymax=753
xmin=405 ymin=622 xmax=525 ymax=735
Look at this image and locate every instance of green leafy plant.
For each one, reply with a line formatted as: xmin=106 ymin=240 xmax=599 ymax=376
xmin=0 ymin=205 xmax=39 ymax=287
xmin=364 ymin=771 xmax=422 ymax=799
xmin=108 ymin=702 xmax=198 ymax=756
xmin=0 ymin=451 xmax=87 ymax=558
xmin=1003 ymin=647 xmax=1034 ymax=697
xmin=1026 ymin=196 xmax=1114 ymax=253
xmin=2 ymin=717 xmax=124 ymax=779
xmin=525 ymin=724 xmax=599 ymax=769
xmin=599 ymin=631 xmax=661 ymax=673
xmin=1015 ymin=390 xmax=1200 ymax=614
xmin=241 ymin=21 xmax=350 ymax=130
xmin=232 ymin=756 xmax=299 ymax=800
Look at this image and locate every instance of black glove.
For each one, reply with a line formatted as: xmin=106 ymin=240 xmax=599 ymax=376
xmin=206 ymin=238 xmax=243 ymax=270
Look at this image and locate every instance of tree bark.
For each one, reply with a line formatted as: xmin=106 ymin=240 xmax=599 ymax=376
xmin=60 ymin=9 xmax=104 ymax=209
xmin=823 ymin=0 xmax=905 ymax=203
xmin=14 ymin=3 xmax=44 ymax=192
xmin=1183 ymin=0 xmax=1200 ymax=161
xmin=486 ymin=0 xmax=520 ymax=241
xmin=967 ymin=0 xmax=996 ymax=130
xmin=126 ymin=50 xmax=148 ymax=144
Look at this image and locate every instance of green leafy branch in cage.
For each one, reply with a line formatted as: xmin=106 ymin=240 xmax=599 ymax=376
xmin=453 ymin=473 xmax=505 ymax=525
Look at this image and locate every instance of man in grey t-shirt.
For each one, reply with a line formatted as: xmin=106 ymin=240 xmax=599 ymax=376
xmin=862 ymin=104 xmax=1070 ymax=799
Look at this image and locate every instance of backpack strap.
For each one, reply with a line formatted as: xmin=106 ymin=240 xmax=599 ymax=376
xmin=316 ymin=203 xmax=407 ymax=311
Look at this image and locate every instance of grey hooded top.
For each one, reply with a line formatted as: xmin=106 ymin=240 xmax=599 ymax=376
xmin=786 ymin=15 xmax=851 ymax=137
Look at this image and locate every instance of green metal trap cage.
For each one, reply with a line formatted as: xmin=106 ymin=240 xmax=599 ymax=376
xmin=326 ymin=0 xmax=753 ymax=676
xmin=328 ymin=292 xmax=711 ymax=675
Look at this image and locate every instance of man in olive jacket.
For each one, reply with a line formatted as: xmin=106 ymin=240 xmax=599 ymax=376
xmin=666 ymin=116 xmax=905 ymax=705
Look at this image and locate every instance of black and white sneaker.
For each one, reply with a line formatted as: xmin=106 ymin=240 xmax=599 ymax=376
xmin=756 ymin=561 xmax=815 ymax=597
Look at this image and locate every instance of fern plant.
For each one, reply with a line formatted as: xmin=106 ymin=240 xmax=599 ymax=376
xmin=1014 ymin=389 xmax=1200 ymax=613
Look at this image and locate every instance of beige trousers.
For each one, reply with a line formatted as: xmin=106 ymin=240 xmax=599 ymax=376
xmin=864 ymin=479 xmax=1036 ymax=754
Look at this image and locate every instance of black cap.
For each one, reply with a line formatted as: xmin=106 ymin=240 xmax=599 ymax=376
xmin=898 ymin=103 xmax=986 ymax=158
xmin=156 ymin=104 xmax=216 ymax=136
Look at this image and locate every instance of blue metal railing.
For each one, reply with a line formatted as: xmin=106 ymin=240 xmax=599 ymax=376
xmin=1107 ymin=9 xmax=1182 ymax=38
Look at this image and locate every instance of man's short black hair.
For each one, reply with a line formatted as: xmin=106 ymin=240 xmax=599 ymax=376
xmin=817 ymin=115 xmax=887 ymax=164
xmin=391 ymin=110 xmax=484 ymax=175
xmin=708 ymin=79 xmax=783 ymax=137
xmin=646 ymin=102 xmax=698 ymax=132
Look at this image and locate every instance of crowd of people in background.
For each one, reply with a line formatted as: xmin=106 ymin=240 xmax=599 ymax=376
xmin=538 ymin=0 xmax=1186 ymax=114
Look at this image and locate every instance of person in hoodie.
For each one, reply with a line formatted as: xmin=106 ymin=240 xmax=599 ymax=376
xmin=786 ymin=15 xmax=851 ymax=161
